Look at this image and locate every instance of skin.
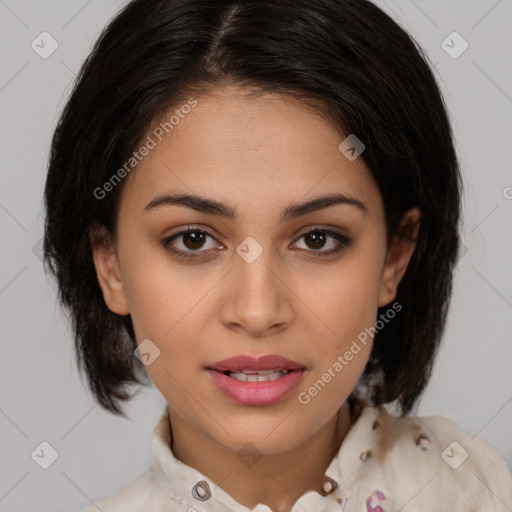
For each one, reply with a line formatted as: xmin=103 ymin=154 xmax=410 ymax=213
xmin=90 ymin=85 xmax=420 ymax=512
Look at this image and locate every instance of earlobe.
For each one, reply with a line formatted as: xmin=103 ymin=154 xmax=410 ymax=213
xmin=89 ymin=225 xmax=130 ymax=315
xmin=378 ymin=207 xmax=421 ymax=307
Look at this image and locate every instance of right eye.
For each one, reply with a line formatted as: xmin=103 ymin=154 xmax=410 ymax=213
xmin=161 ymin=228 xmax=222 ymax=259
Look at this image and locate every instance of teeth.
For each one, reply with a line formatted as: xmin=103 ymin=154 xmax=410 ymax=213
xmin=226 ymin=369 xmax=291 ymax=382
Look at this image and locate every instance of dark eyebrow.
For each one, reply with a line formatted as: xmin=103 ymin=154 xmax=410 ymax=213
xmin=144 ymin=192 xmax=367 ymax=220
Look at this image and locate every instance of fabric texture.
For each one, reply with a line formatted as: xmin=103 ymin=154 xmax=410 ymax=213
xmin=80 ymin=404 xmax=512 ymax=512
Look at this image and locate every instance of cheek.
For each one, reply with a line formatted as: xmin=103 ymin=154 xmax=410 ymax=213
xmin=123 ymin=267 xmax=175 ymax=340
xmin=309 ymin=254 xmax=384 ymax=355
xmin=120 ymin=246 xmax=214 ymax=371
xmin=121 ymin=237 xmax=202 ymax=335
xmin=122 ymin=255 xmax=204 ymax=403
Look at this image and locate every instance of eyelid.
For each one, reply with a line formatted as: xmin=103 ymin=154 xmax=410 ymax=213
xmin=296 ymin=225 xmax=348 ymax=238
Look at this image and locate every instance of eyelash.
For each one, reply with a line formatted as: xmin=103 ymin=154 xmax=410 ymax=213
xmin=161 ymin=227 xmax=352 ymax=260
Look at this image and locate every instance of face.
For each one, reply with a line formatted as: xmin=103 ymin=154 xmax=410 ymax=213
xmin=91 ymin=85 xmax=418 ymax=455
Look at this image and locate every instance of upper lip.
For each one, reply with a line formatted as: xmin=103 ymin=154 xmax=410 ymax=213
xmin=207 ymin=354 xmax=305 ymax=372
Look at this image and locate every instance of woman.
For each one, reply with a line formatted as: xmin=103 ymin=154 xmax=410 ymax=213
xmin=42 ymin=0 xmax=512 ymax=510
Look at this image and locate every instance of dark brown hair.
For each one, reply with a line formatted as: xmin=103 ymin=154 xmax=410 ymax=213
xmin=43 ymin=0 xmax=462 ymax=417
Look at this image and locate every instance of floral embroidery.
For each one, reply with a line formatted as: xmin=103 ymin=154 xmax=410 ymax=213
xmin=366 ymin=489 xmax=386 ymax=512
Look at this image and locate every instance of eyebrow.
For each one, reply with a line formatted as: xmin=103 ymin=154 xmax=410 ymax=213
xmin=144 ymin=192 xmax=368 ymax=221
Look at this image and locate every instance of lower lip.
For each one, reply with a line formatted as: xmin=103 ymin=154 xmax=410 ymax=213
xmin=206 ymin=369 xmax=305 ymax=406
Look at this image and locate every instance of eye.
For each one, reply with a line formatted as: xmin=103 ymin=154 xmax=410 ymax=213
xmin=162 ymin=227 xmax=221 ymax=258
xmin=162 ymin=226 xmax=352 ymax=260
xmin=292 ymin=228 xmax=351 ymax=257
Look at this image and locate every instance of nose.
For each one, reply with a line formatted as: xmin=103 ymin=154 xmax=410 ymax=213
xmin=219 ymin=244 xmax=294 ymax=337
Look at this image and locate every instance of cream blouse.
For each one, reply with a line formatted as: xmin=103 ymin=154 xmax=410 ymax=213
xmin=80 ymin=404 xmax=512 ymax=511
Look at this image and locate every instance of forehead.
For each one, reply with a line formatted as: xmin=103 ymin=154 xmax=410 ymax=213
xmin=119 ymin=86 xmax=383 ymax=221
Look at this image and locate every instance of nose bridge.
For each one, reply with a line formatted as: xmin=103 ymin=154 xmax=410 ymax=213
xmin=222 ymin=235 xmax=292 ymax=333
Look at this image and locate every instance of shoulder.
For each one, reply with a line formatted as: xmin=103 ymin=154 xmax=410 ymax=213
xmin=342 ymin=406 xmax=512 ymax=511
xmin=414 ymin=413 xmax=512 ymax=506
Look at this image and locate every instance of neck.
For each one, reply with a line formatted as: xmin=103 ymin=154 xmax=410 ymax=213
xmin=168 ymin=403 xmax=352 ymax=512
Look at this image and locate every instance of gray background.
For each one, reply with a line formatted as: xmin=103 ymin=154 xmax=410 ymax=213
xmin=0 ymin=1 xmax=511 ymax=511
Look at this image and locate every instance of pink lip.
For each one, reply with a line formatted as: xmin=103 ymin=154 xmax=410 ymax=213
xmin=207 ymin=354 xmax=305 ymax=372
xmin=206 ymin=368 xmax=305 ymax=406
xmin=206 ymin=354 xmax=306 ymax=406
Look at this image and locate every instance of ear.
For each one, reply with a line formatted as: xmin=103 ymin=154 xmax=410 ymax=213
xmin=378 ymin=207 xmax=421 ymax=307
xmin=89 ymin=224 xmax=130 ymax=315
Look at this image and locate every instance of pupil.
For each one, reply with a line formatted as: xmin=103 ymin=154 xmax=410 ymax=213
xmin=307 ymin=232 xmax=325 ymax=250
xmin=184 ymin=232 xmax=205 ymax=250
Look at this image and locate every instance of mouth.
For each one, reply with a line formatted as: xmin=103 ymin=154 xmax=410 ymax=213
xmin=218 ymin=368 xmax=295 ymax=382
xmin=205 ymin=354 xmax=306 ymax=406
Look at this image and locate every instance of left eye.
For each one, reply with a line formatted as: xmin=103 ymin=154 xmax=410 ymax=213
xmin=162 ymin=228 xmax=351 ymax=259
xmin=293 ymin=229 xmax=350 ymax=254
